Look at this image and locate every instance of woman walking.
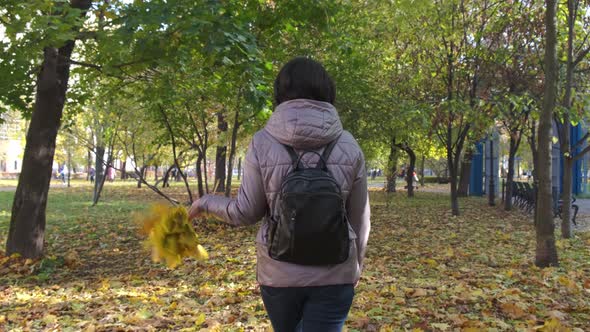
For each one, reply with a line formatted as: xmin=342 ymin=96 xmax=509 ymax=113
xmin=189 ymin=57 xmax=370 ymax=332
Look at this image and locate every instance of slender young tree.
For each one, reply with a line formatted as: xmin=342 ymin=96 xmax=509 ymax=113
xmin=535 ymin=0 xmax=559 ymax=268
xmin=214 ymin=112 xmax=228 ymax=193
xmin=556 ymin=0 xmax=590 ymax=238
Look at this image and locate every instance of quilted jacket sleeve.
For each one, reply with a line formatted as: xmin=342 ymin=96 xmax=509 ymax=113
xmin=198 ymin=140 xmax=267 ymax=226
xmin=347 ymin=149 xmax=371 ymax=272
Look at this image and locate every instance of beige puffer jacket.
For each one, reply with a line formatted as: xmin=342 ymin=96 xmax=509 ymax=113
xmin=198 ymin=99 xmax=370 ymax=287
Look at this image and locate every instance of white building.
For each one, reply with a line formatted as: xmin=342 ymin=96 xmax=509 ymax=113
xmin=0 ymin=111 xmax=24 ymax=176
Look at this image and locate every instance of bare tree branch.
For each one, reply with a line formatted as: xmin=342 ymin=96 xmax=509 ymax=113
xmin=573 ymin=131 xmax=590 ymax=150
xmin=159 ymin=104 xmax=194 ymax=203
xmin=68 ymin=59 xmax=103 ymax=71
xmin=573 ymin=144 xmax=590 ymax=161
xmin=574 ymin=46 xmax=590 ymax=66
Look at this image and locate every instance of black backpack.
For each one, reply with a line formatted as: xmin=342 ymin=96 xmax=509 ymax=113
xmin=267 ymin=139 xmax=350 ymax=266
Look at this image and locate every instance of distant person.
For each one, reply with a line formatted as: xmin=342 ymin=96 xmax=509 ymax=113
xmin=371 ymin=169 xmax=377 ymax=180
xmin=189 ymin=57 xmax=370 ymax=332
xmin=59 ymin=167 xmax=66 ymax=183
xmin=89 ymin=167 xmax=95 ymax=183
xmin=107 ymin=167 xmax=116 ymax=182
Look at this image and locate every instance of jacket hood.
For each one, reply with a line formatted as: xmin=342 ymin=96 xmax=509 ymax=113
xmin=264 ymin=99 xmax=343 ymax=150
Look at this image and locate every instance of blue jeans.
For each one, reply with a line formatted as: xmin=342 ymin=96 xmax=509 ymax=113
xmin=260 ymin=284 xmax=354 ymax=332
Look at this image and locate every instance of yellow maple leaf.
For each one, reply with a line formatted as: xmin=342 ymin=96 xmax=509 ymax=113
xmin=557 ymin=275 xmax=578 ymax=293
xmin=194 ymin=312 xmax=206 ymax=326
xmin=537 ymin=317 xmax=568 ymax=332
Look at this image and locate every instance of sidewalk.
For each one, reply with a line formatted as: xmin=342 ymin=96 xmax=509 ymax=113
xmin=368 ymin=182 xmax=451 ymax=193
xmin=574 ymin=198 xmax=590 ymax=214
xmin=571 ymin=198 xmax=590 ymax=232
xmin=0 ymin=183 xmax=69 ymax=192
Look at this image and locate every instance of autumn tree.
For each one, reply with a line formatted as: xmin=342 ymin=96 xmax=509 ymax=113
xmin=555 ymin=0 xmax=590 ymax=238
xmin=387 ymin=0 xmax=500 ymax=214
xmin=3 ymin=0 xmax=93 ymax=258
xmin=535 ymin=0 xmax=559 ymax=268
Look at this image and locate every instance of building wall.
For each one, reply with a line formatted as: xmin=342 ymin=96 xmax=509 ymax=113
xmin=575 ymin=123 xmax=589 ymax=195
xmin=0 ymin=139 xmax=22 ymax=173
xmin=0 ymin=111 xmax=25 ymax=176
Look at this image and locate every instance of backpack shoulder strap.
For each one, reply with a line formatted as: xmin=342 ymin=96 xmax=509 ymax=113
xmin=316 ymin=135 xmax=341 ymax=170
xmin=322 ymin=138 xmax=339 ymax=160
xmin=282 ymin=144 xmax=301 ymax=169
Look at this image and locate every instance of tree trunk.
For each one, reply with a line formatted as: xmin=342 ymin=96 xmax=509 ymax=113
xmin=204 ymin=155 xmax=209 ymax=193
xmin=214 ymin=148 xmax=226 ymax=192
xmin=400 ymin=144 xmax=416 ymax=198
xmin=560 ymin=0 xmax=578 ymax=239
xmin=137 ymin=165 xmax=146 ymax=188
xmin=93 ymin=127 xmax=118 ymax=204
xmin=405 ymin=145 xmax=416 ymax=197
xmin=237 ymin=157 xmax=242 ymax=181
xmin=201 ymin=117 xmax=211 ymax=194
xmin=93 ymin=146 xmax=105 ymax=202
xmin=528 ymin=119 xmax=539 ymax=221
xmin=120 ymin=160 xmax=127 ymax=180
xmin=505 ymin=135 xmax=518 ymax=211
xmin=5 ymin=1 xmax=92 ymax=258
xmin=196 ymin=155 xmax=204 ymax=197
xmin=447 ymin=125 xmax=460 ymax=216
xmin=448 ymin=124 xmax=469 ymax=216
xmin=86 ymin=149 xmax=92 ymax=181
xmin=93 ymin=150 xmax=112 ymax=206
xmin=215 ymin=112 xmax=227 ymax=193
xmin=458 ymin=151 xmax=472 ymax=197
xmin=225 ymin=109 xmax=240 ymax=197
xmin=419 ymin=155 xmax=425 ymax=186
xmin=386 ymin=137 xmax=398 ymax=193
xmin=161 ymin=165 xmax=172 ymax=188
xmin=535 ymin=0 xmax=559 ymax=267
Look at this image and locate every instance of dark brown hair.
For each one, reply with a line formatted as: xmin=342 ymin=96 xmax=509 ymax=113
xmin=274 ymin=57 xmax=336 ymax=105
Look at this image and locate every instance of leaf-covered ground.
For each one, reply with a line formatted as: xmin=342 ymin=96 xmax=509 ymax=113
xmin=1 ymin=184 xmax=589 ymax=331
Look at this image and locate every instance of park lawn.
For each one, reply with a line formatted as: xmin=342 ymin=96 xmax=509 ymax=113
xmin=0 ymin=185 xmax=589 ymax=331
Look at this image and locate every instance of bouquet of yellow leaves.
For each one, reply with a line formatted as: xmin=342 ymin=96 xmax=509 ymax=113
xmin=138 ymin=204 xmax=208 ymax=268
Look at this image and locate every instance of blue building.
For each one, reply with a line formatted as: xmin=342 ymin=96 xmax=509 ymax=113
xmin=469 ymin=124 xmax=590 ymax=197
xmin=556 ymin=123 xmax=588 ymax=196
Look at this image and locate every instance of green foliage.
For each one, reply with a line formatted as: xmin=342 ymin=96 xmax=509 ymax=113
xmin=0 ymin=1 xmax=88 ymax=116
xmin=2 ymin=0 xmax=589 ymax=173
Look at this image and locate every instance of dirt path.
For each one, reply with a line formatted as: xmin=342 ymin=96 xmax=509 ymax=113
xmin=0 ymin=183 xmax=70 ymax=192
